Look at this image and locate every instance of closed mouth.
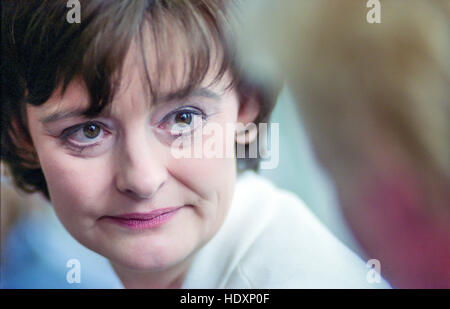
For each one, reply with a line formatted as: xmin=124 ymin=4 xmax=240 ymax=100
xmin=100 ymin=206 xmax=184 ymax=230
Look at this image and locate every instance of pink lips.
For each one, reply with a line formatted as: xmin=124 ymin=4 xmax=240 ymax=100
xmin=101 ymin=207 xmax=182 ymax=230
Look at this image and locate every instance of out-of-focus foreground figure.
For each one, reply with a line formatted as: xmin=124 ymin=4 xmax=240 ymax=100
xmin=236 ymin=0 xmax=450 ymax=288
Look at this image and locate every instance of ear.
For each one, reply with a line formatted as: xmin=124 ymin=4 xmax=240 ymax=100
xmin=235 ymin=91 xmax=261 ymax=145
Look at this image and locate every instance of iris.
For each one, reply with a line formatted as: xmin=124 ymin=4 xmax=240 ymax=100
xmin=83 ymin=124 xmax=101 ymax=139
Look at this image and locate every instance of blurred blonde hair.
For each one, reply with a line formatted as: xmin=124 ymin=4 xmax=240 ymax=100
xmin=237 ymin=0 xmax=450 ymax=287
xmin=242 ymin=0 xmax=449 ymax=202
xmin=276 ymin=0 xmax=448 ymax=173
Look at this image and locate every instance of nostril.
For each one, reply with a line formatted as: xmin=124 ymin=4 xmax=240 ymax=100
xmin=115 ymin=161 xmax=167 ymax=200
xmin=122 ymin=188 xmax=151 ymax=200
xmin=119 ymin=180 xmax=165 ymax=200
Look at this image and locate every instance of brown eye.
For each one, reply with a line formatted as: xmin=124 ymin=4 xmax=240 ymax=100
xmin=175 ymin=112 xmax=192 ymax=125
xmin=83 ymin=124 xmax=101 ymax=139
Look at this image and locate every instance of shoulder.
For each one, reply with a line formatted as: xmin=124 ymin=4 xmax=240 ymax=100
xmin=227 ymin=171 xmax=390 ymax=288
xmin=231 ymin=170 xmax=330 ymax=237
xmin=183 ymin=171 xmax=390 ymax=288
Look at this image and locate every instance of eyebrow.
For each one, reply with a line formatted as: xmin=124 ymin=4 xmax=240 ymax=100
xmin=39 ymin=107 xmax=91 ymax=124
xmin=156 ymin=87 xmax=221 ymax=104
xmin=39 ymin=88 xmax=221 ymax=124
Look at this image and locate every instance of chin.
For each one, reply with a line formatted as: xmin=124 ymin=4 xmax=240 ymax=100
xmin=107 ymin=239 xmax=195 ymax=272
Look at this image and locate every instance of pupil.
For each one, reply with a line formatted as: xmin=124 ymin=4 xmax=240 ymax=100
xmin=176 ymin=112 xmax=192 ymax=124
xmin=83 ymin=124 xmax=100 ymax=138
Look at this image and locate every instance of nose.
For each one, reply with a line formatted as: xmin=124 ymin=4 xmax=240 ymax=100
xmin=115 ymin=133 xmax=167 ymax=200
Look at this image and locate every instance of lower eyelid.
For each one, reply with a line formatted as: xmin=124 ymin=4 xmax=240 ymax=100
xmin=63 ymin=135 xmax=112 ymax=155
xmin=63 ymin=127 xmax=111 ymax=148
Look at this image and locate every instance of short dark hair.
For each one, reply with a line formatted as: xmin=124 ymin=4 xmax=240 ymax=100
xmin=1 ymin=0 xmax=279 ymax=200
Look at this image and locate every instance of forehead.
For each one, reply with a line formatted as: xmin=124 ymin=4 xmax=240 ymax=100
xmin=37 ymin=47 xmax=231 ymax=123
xmin=38 ymin=13 xmax=233 ymax=118
xmin=121 ymin=21 xmax=228 ymax=100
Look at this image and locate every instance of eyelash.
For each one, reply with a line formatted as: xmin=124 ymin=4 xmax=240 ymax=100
xmin=58 ymin=107 xmax=207 ymax=153
xmin=159 ymin=106 xmax=207 ymax=136
xmin=59 ymin=121 xmax=108 ymax=153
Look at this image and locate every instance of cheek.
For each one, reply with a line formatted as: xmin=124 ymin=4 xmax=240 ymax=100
xmin=172 ymin=120 xmax=238 ymax=194
xmin=26 ymin=107 xmax=106 ymax=214
xmin=169 ymin=156 xmax=236 ymax=198
xmin=168 ymin=155 xmax=236 ymax=242
xmin=38 ymin=150 xmax=111 ymax=216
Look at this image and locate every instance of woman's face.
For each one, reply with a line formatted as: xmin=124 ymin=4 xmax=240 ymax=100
xmin=25 ymin=43 xmax=256 ymax=273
